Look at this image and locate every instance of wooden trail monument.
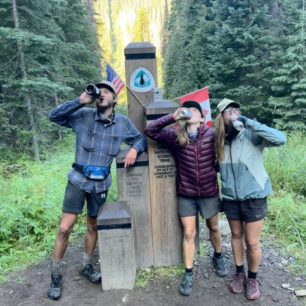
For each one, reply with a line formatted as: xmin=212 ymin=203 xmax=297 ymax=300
xmin=98 ymin=42 xmax=183 ymax=290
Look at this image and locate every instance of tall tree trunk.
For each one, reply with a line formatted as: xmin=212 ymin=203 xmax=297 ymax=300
xmin=12 ymin=0 xmax=40 ymax=161
xmin=53 ymin=94 xmax=62 ymax=140
xmin=107 ymin=0 xmax=115 ymax=63
xmin=86 ymin=0 xmax=102 ymax=73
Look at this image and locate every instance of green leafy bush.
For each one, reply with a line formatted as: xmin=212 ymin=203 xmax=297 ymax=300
xmin=0 ymin=136 xmax=118 ymax=281
xmin=265 ymin=133 xmax=306 ymax=272
xmin=265 ymin=132 xmax=306 ymax=196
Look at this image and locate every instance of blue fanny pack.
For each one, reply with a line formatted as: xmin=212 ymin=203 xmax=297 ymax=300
xmin=72 ymin=163 xmax=110 ymax=180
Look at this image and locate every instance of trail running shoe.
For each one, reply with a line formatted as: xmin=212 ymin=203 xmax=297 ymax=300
xmin=246 ymin=278 xmax=261 ymax=300
xmin=79 ymin=264 xmax=101 ymax=284
xmin=228 ymin=272 xmax=246 ymax=294
xmin=47 ymin=274 xmax=62 ymax=300
xmin=179 ymin=272 xmax=193 ymax=296
xmin=212 ymin=254 xmax=229 ymax=277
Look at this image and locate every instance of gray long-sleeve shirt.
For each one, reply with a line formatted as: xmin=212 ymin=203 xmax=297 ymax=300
xmin=220 ymin=116 xmax=286 ymax=201
xmin=49 ymin=98 xmax=146 ymax=192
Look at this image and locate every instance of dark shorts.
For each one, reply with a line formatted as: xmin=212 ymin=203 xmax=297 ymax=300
xmin=222 ymin=198 xmax=268 ymax=223
xmin=62 ymin=181 xmax=108 ymax=218
xmin=178 ymin=196 xmax=220 ymax=219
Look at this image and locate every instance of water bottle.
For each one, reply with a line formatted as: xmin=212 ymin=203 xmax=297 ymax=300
xmin=85 ymin=84 xmax=100 ymax=99
xmin=179 ymin=109 xmax=192 ymax=120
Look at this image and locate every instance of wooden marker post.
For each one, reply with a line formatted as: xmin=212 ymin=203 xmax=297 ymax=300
xmin=97 ymin=201 xmax=136 ymax=290
xmin=145 ymin=99 xmax=183 ymax=266
xmin=115 ymin=42 xmax=158 ymax=268
xmin=116 ymin=151 xmax=153 ymax=268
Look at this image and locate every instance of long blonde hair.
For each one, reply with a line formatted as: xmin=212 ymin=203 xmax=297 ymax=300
xmin=176 ymin=122 xmax=189 ymax=146
xmin=215 ymin=113 xmax=226 ymax=162
xmin=176 ymin=116 xmax=205 ymax=147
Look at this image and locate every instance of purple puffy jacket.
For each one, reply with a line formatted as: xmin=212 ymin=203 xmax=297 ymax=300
xmin=144 ymin=114 xmax=219 ymax=198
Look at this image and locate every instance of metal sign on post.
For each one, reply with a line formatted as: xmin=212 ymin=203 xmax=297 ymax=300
xmin=130 ymin=66 xmax=155 ymax=93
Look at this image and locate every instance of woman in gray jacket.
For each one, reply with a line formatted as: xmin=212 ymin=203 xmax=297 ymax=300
xmin=215 ymin=98 xmax=286 ymax=300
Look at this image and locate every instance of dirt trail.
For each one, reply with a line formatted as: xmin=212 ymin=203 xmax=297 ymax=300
xmin=0 ymin=229 xmax=305 ymax=306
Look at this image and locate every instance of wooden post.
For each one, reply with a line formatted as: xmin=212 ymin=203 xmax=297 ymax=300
xmin=124 ymin=42 xmax=157 ymax=132
xmin=119 ymin=42 xmax=158 ymax=267
xmin=116 ymin=151 xmax=153 ymax=268
xmin=97 ymin=201 xmax=136 ymax=290
xmin=145 ymin=99 xmax=183 ymax=266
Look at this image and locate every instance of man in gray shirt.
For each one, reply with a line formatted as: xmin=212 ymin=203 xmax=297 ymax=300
xmin=47 ymin=81 xmax=146 ymax=300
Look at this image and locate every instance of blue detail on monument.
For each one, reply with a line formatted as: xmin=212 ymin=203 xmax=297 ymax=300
xmin=130 ymin=67 xmax=155 ymax=92
xmin=134 ymin=71 xmax=151 ymax=88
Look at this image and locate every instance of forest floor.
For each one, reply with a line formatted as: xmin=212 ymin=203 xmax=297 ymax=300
xmin=0 ymin=224 xmax=305 ymax=306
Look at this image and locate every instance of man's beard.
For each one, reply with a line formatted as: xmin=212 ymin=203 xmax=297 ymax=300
xmin=96 ymin=100 xmax=111 ymax=113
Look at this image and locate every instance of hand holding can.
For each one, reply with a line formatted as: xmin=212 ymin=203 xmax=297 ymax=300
xmin=230 ymin=113 xmax=244 ymax=131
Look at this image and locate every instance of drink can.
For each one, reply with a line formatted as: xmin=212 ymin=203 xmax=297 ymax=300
xmin=179 ymin=109 xmax=192 ymax=120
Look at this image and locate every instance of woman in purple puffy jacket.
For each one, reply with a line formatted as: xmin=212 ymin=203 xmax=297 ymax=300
xmin=144 ymin=100 xmax=228 ymax=297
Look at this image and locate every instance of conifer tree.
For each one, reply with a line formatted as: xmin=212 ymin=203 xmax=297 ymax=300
xmin=268 ymin=0 xmax=306 ymax=131
xmin=133 ymin=8 xmax=151 ymax=42
xmin=0 ymin=0 xmax=101 ymax=160
xmin=164 ymin=0 xmax=210 ymax=98
xmin=209 ymin=0 xmax=276 ymax=122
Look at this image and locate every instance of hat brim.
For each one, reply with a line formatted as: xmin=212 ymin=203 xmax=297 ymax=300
xmin=220 ymin=102 xmax=240 ymax=112
xmin=95 ymin=82 xmax=116 ymax=95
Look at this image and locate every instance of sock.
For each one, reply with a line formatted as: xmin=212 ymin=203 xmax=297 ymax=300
xmin=83 ymin=253 xmax=93 ymax=268
xmin=51 ymin=260 xmax=62 ymax=277
xmin=185 ymin=268 xmax=193 ymax=274
xmin=248 ymin=270 xmax=257 ymax=279
xmin=214 ymin=252 xmax=222 ymax=258
xmin=236 ymin=265 xmax=244 ymax=274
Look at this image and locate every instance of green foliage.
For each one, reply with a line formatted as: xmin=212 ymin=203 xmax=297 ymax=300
xmin=0 ymin=135 xmax=118 ymax=282
xmin=135 ymin=265 xmax=184 ymax=288
xmin=164 ymin=0 xmax=306 ymax=128
xmin=264 ymin=132 xmax=306 ymax=273
xmin=268 ymin=1 xmax=306 ymax=131
xmin=265 ymin=133 xmax=306 ymax=196
xmin=95 ymin=0 xmax=168 ymax=92
xmin=133 ymin=8 xmax=151 ymax=42
xmin=164 ymin=0 xmax=210 ymax=98
xmin=0 ymin=0 xmax=102 ymax=161
xmin=265 ymin=192 xmax=306 ymax=271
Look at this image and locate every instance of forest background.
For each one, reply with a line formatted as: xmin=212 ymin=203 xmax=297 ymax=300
xmin=0 ymin=0 xmax=305 ymax=282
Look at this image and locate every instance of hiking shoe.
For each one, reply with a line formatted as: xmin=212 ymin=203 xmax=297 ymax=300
xmin=246 ymin=278 xmax=260 ymax=300
xmin=47 ymin=274 xmax=62 ymax=300
xmin=179 ymin=272 xmax=193 ymax=296
xmin=79 ymin=264 xmax=101 ymax=284
xmin=212 ymin=254 xmax=229 ymax=277
xmin=228 ymin=272 xmax=246 ymax=294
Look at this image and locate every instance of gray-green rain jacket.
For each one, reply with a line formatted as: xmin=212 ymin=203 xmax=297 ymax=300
xmin=220 ymin=116 xmax=286 ymax=201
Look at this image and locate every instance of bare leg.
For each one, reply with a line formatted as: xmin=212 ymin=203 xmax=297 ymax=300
xmin=227 ymin=219 xmax=246 ymax=294
xmin=53 ymin=213 xmax=77 ymax=262
xmin=228 ymin=219 xmax=245 ymax=266
xmin=206 ymin=214 xmax=222 ymax=253
xmin=48 ymin=213 xmax=76 ymax=300
xmin=180 ymin=216 xmax=197 ymax=269
xmin=84 ymin=216 xmax=98 ymax=256
xmin=245 ymin=219 xmax=264 ymax=273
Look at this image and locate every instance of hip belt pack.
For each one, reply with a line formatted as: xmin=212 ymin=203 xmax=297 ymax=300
xmin=72 ymin=163 xmax=110 ymax=180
